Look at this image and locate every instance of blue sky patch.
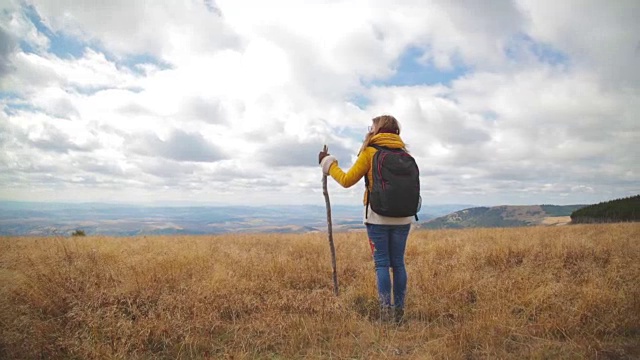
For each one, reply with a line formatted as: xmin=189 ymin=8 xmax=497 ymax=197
xmin=18 ymin=40 xmax=36 ymax=54
xmin=480 ymin=111 xmax=499 ymax=122
xmin=204 ymin=0 xmax=221 ymax=15
xmin=23 ymin=4 xmax=86 ymax=59
xmin=337 ymin=125 xmax=368 ymax=141
xmin=0 ymin=91 xmax=19 ymax=100
xmin=111 ymin=53 xmax=173 ymax=74
xmin=506 ymin=33 xmax=569 ymax=66
xmin=3 ymin=101 xmax=40 ymax=116
xmin=347 ymin=94 xmax=371 ymax=110
xmin=21 ymin=4 xmax=172 ymax=74
xmin=70 ymin=85 xmax=145 ymax=96
xmin=370 ymin=46 xmax=469 ymax=87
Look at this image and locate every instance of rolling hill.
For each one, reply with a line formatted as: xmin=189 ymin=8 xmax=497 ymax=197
xmin=419 ymin=204 xmax=587 ymax=229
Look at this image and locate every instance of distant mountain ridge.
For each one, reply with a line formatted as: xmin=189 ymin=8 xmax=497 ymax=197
xmin=1 ymin=202 xmax=602 ymax=235
xmin=419 ymin=205 xmax=587 ymax=229
xmin=0 ymin=202 xmax=471 ymax=236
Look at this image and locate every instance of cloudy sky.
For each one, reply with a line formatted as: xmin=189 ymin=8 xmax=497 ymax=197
xmin=0 ymin=0 xmax=638 ymax=207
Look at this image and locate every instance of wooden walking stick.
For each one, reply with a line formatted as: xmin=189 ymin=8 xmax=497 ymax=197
xmin=322 ymin=144 xmax=339 ymax=296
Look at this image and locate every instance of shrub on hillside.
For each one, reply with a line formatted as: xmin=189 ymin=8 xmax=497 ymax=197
xmin=71 ymin=229 xmax=86 ymax=237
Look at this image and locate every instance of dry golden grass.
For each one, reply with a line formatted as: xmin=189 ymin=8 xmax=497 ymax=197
xmin=1 ymin=223 xmax=639 ymax=359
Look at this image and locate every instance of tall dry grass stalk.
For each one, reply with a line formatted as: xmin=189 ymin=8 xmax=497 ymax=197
xmin=1 ymin=224 xmax=638 ymax=359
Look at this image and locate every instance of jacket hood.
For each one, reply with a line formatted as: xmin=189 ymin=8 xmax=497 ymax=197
xmin=370 ymin=133 xmax=406 ymax=149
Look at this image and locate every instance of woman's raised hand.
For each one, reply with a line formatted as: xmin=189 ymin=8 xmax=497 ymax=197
xmin=318 ymin=145 xmax=329 ymax=164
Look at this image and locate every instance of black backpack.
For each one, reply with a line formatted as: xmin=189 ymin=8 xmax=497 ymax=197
xmin=365 ymin=144 xmax=421 ymax=220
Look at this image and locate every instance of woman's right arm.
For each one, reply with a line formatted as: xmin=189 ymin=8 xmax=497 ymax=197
xmin=328 ymin=148 xmax=372 ymax=188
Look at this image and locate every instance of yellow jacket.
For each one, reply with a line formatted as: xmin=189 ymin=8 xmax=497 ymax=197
xmin=328 ymin=133 xmax=407 ymax=206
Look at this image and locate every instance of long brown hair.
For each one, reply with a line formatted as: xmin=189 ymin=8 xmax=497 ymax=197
xmin=358 ymin=115 xmax=402 ymax=154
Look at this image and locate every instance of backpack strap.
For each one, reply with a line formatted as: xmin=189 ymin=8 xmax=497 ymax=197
xmin=364 ymin=146 xmax=379 ymax=219
xmin=365 ymin=144 xmax=389 ymax=219
xmin=370 ymin=144 xmax=404 ymax=152
xmin=365 ymin=169 xmax=370 ymax=220
xmin=365 ymin=189 xmax=369 ymax=219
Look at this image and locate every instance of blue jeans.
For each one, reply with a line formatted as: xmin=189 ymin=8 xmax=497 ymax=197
xmin=366 ymin=223 xmax=410 ymax=309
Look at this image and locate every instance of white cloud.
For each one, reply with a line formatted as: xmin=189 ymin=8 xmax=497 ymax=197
xmin=0 ymin=0 xmax=638 ymax=206
xmin=25 ymin=0 xmax=240 ymax=60
xmin=127 ymin=129 xmax=227 ymax=163
xmin=519 ymin=0 xmax=640 ymax=88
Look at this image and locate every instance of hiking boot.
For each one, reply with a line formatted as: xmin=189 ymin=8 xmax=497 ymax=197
xmin=394 ymin=308 xmax=405 ymax=324
xmin=380 ymin=306 xmax=393 ymax=323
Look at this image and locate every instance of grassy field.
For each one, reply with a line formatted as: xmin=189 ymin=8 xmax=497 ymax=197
xmin=1 ymin=223 xmax=638 ymax=359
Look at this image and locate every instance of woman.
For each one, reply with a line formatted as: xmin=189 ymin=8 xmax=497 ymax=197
xmin=318 ymin=115 xmax=414 ymax=324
